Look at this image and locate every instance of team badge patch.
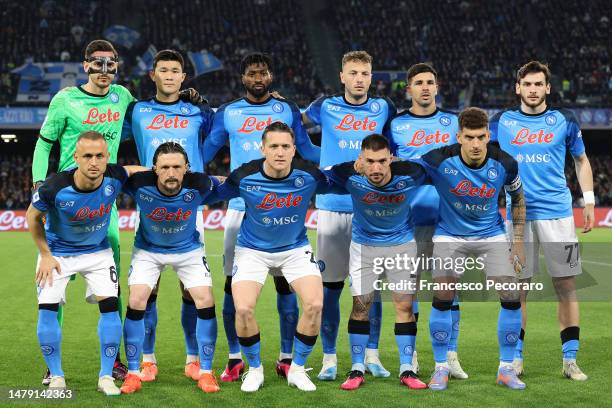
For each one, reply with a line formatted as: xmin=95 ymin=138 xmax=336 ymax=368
xmin=126 ymin=344 xmax=137 ymax=358
xmin=109 ymin=92 xmax=119 ymax=103
xmin=505 ymin=333 xmax=519 ymax=344
xmin=202 ymin=344 xmax=215 ymax=356
xmin=487 ymin=168 xmax=498 ymax=181
xmin=403 ymin=345 xmax=413 ymax=355
xmin=104 ymin=185 xmax=115 ymax=196
xmin=183 ymin=191 xmax=195 ymax=202
xmin=439 ymin=115 xmax=451 ymax=126
xmin=40 ymin=345 xmax=54 ymax=356
xmin=104 ymin=345 xmax=118 ymax=357
xmin=272 ymin=102 xmax=284 ymax=113
xmin=181 ymin=106 xmax=191 ymax=114
xmin=294 ymin=176 xmax=305 ymax=188
xmin=433 ymin=331 xmax=449 ymax=341
xmin=352 ymin=345 xmax=363 ymax=354
xmin=370 ymin=101 xmax=380 ymax=113
xmin=545 ymin=114 xmax=557 ymax=126
xmin=395 ymin=180 xmax=407 ymax=189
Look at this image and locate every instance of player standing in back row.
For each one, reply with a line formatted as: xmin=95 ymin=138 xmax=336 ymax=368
xmin=385 ymin=63 xmax=466 ymax=378
xmin=490 ymin=61 xmax=594 ymax=380
xmin=202 ymin=52 xmax=320 ymax=381
xmin=302 ymin=51 xmax=396 ymax=380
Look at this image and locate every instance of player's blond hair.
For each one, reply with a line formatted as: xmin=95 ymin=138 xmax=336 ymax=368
xmin=342 ymin=51 xmax=372 ymax=68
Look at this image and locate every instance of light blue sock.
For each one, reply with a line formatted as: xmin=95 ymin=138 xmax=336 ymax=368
xmin=277 ymin=292 xmax=298 ymax=355
xmin=98 ymin=311 xmax=122 ymax=377
xmin=348 ymin=319 xmax=369 ymax=372
xmin=321 ymin=285 xmax=343 ymax=354
xmin=449 ymin=295 xmax=460 ymax=352
xmin=37 ymin=308 xmax=64 ymax=377
xmin=181 ymin=298 xmax=198 ymax=357
xmin=498 ymin=303 xmax=521 ymax=363
xmin=239 ymin=334 xmax=261 ymax=368
xmin=395 ymin=322 xmax=417 ymax=373
xmin=514 ymin=329 xmax=525 ymax=360
xmin=196 ymin=307 xmax=217 ymax=371
xmin=123 ymin=312 xmax=145 ymax=372
xmin=367 ymin=300 xmax=382 ymax=350
xmin=222 ymin=292 xmax=240 ymax=355
xmin=293 ymin=333 xmax=317 ymax=367
xmin=561 ymin=326 xmax=580 ymax=360
xmin=143 ymin=298 xmax=157 ymax=355
xmin=429 ymin=302 xmax=452 ymax=363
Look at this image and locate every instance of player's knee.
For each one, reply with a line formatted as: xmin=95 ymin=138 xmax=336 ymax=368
xmin=129 ymin=290 xmax=150 ymax=310
xmin=98 ymin=297 xmax=119 ymax=313
xmin=273 ymin=276 xmax=292 ymax=295
xmin=303 ymin=297 xmax=323 ymax=319
xmin=394 ymin=301 xmax=413 ymax=320
xmin=234 ymin=303 xmax=255 ymax=322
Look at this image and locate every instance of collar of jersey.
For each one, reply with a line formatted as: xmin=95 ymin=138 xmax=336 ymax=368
xmin=70 ymin=168 xmax=105 ymax=193
xmin=243 ymin=95 xmax=272 ymax=105
xmin=518 ymin=104 xmax=551 ymax=117
xmin=153 ymin=97 xmax=181 ymax=105
xmin=155 ymin=183 xmax=182 ymax=198
xmin=342 ymin=94 xmax=370 ymax=107
xmin=404 ymin=107 xmax=439 ymax=118
xmin=259 ymin=159 xmax=294 ymax=181
xmin=78 ymin=85 xmax=109 ymax=98
xmin=458 ymin=149 xmax=490 ymax=170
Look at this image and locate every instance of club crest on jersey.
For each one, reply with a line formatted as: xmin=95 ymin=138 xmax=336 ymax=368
xmin=545 ymin=114 xmax=557 ymax=125
xmin=181 ymin=106 xmax=191 ymax=114
xmin=395 ymin=180 xmax=407 ymax=189
xmin=487 ymin=168 xmax=498 ymax=181
xmin=439 ymin=115 xmax=451 ymax=126
xmin=370 ymin=101 xmax=380 ymax=113
xmin=104 ymin=185 xmax=115 ymax=196
xmin=294 ymin=176 xmax=305 ymax=188
xmin=272 ymin=102 xmax=284 ymax=113
xmin=109 ymin=92 xmax=119 ymax=103
xmin=183 ymin=192 xmax=195 ymax=202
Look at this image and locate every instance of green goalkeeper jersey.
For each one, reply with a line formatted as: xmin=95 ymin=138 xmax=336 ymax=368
xmin=33 ymin=84 xmax=135 ymax=181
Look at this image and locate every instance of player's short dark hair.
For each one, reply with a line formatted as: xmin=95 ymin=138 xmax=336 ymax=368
xmin=153 ymin=49 xmax=184 ymax=71
xmin=84 ymin=39 xmax=118 ymax=60
xmin=153 ymin=142 xmax=190 ymax=166
xmin=406 ymin=63 xmax=437 ymax=85
xmin=458 ymin=107 xmax=489 ymax=130
xmin=77 ymin=131 xmax=107 ymax=144
xmin=342 ymin=50 xmax=372 ymax=68
xmin=261 ymin=121 xmax=295 ymax=143
xmin=516 ymin=61 xmax=551 ymax=84
xmin=240 ymin=52 xmax=273 ymax=75
xmin=361 ymin=134 xmax=389 ymax=152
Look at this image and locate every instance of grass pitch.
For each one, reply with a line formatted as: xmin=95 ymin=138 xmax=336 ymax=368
xmin=0 ymin=229 xmax=610 ymax=407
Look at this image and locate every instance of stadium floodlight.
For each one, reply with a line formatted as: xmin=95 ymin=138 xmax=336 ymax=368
xmin=1 ymin=134 xmax=17 ymax=143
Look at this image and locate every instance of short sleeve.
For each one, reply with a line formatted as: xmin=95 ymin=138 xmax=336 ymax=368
xmin=304 ymin=96 xmax=325 ymax=125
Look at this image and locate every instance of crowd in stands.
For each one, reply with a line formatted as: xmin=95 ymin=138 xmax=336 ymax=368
xmin=1 ymin=152 xmax=611 ymax=210
xmin=333 ymin=0 xmax=611 ymax=109
xmin=1 ymin=0 xmax=609 ymax=108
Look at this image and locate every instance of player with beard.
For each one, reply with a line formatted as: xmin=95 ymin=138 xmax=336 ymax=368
xmin=490 ymin=61 xmax=594 ymax=380
xmin=202 ymin=52 xmax=320 ymax=381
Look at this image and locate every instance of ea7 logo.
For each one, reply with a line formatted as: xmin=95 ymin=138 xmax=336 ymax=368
xmin=139 ymin=107 xmax=152 ymax=112
xmin=327 ymin=104 xmax=341 ymax=111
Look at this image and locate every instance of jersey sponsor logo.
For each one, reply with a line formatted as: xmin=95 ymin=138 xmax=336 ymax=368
xmin=370 ymin=101 xmax=380 ymax=113
xmin=327 ymin=104 xmax=341 ymax=111
xmin=152 ymin=137 xmax=187 ymax=147
xmin=139 ymin=193 xmax=153 ymax=202
xmin=109 ymin=92 xmax=119 ymax=103
xmin=82 ymin=108 xmax=121 ymax=125
xmin=334 ymin=114 xmax=378 ymax=131
xmin=462 ymin=203 xmax=491 ymax=211
xmin=360 ymin=191 xmax=406 ymax=204
xmin=255 ymin=192 xmax=303 ymax=210
xmin=238 ymin=116 xmax=273 ymax=133
xmin=545 ymin=114 xmax=557 ymax=125
xmin=364 ymin=207 xmax=402 ymax=217
xmin=444 ymin=167 xmax=458 ymax=176
xmin=59 ymin=200 xmax=75 ymax=208
xmin=241 ymin=140 xmax=263 ymax=151
xmin=439 ymin=115 xmax=452 ymax=126
xmin=394 ymin=123 xmax=411 ymax=131
xmin=515 ymin=153 xmax=551 ymax=163
xmin=71 ymin=203 xmax=113 ymax=221
xmin=272 ymin=102 xmax=284 ymax=113
xmin=510 ymin=128 xmax=554 ymax=145
xmin=503 ymin=119 xmax=517 ymax=126
xmin=145 ymin=207 xmax=193 ymax=221
xmin=338 ymin=139 xmax=362 ymax=149
xmin=487 ymin=168 xmax=498 ymax=181
xmin=139 ymin=107 xmax=152 ymax=112
xmin=449 ymin=180 xmax=496 ymax=198
xmin=406 ymin=129 xmax=450 ymax=147
xmin=263 ymin=214 xmax=300 ymax=225
xmin=145 ymin=114 xmax=189 ymax=130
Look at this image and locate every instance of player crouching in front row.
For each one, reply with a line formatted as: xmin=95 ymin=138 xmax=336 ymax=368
xmin=27 ymin=132 xmax=147 ymax=395
xmin=213 ymin=121 xmax=341 ymax=392
xmin=119 ymin=142 xmax=225 ymax=394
